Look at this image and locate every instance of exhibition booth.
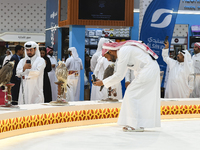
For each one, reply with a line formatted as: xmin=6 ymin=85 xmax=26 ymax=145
xmin=1 ymin=0 xmax=200 ymax=142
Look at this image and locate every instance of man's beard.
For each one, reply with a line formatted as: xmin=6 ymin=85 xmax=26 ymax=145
xmin=109 ymin=54 xmax=116 ymax=62
xmin=27 ymin=54 xmax=34 ymax=58
xmin=194 ymin=50 xmax=200 ymax=54
xmin=49 ymin=52 xmax=53 ymax=56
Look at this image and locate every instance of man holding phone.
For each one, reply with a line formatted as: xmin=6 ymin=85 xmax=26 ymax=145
xmin=16 ymin=41 xmax=46 ymax=104
xmin=162 ymin=40 xmax=194 ymax=98
xmin=93 ymin=40 xmax=161 ymax=132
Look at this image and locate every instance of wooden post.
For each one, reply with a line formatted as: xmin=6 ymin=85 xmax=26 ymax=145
xmin=49 ymin=82 xmax=68 ymax=106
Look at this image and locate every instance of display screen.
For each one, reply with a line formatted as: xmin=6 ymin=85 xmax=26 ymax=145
xmin=79 ymin=0 xmax=125 ymax=20
xmin=60 ymin=0 xmax=68 ymax=21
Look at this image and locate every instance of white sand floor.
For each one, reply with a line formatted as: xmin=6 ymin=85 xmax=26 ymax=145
xmin=0 ymin=118 xmax=200 ymax=150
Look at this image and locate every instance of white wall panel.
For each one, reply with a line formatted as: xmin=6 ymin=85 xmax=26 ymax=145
xmin=0 ymin=0 xmax=46 ymax=34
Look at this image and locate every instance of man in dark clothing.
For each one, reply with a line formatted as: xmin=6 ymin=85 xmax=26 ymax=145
xmin=10 ymin=45 xmax=24 ymax=105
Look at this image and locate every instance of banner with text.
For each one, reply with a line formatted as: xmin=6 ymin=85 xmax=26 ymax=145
xmin=140 ymin=0 xmax=180 ymax=87
xmin=46 ymin=0 xmax=58 ymax=57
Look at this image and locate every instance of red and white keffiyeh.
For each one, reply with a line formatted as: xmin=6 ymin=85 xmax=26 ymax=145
xmin=102 ymin=40 xmax=158 ymax=60
xmin=46 ymin=46 xmax=53 ymax=54
xmin=194 ymin=42 xmax=200 ymax=49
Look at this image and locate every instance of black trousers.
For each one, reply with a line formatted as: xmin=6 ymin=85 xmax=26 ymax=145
xmin=11 ymin=79 xmax=21 ymax=105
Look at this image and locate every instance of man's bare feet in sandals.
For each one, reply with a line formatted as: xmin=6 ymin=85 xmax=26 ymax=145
xmin=123 ymin=126 xmax=144 ymax=132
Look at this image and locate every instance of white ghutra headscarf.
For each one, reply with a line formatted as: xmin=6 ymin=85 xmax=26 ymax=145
xmin=102 ymin=40 xmax=158 ymax=60
xmin=24 ymin=41 xmax=40 ymax=58
xmin=179 ymin=50 xmax=194 ymax=78
xmin=68 ymin=47 xmax=82 ymax=70
xmin=68 ymin=47 xmax=79 ymax=60
xmin=96 ymin=38 xmax=110 ymax=53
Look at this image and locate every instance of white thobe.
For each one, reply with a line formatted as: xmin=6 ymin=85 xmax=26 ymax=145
xmin=125 ymin=69 xmax=134 ymax=83
xmin=16 ymin=55 xmax=46 ymax=104
xmin=162 ymin=49 xmax=194 ymax=98
xmin=65 ymin=57 xmax=83 ymax=101
xmin=164 ymin=66 xmax=169 ymax=89
xmin=103 ymin=46 xmax=160 ymax=128
xmin=47 ymin=55 xmax=58 ymax=101
xmin=90 ymin=38 xmax=109 ymax=72
xmin=191 ymin=53 xmax=200 ymax=98
xmin=3 ymin=55 xmax=12 ymax=66
xmin=91 ymin=56 xmax=122 ymax=101
xmin=90 ymin=51 xmax=101 ymax=72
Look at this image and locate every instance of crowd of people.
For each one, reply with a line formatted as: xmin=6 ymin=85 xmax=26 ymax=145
xmin=0 ymin=41 xmax=84 ymax=105
xmin=0 ymin=39 xmax=199 ymax=132
xmin=0 ymin=40 xmax=200 ymax=106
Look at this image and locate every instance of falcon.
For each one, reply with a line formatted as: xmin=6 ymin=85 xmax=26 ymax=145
xmin=0 ymin=61 xmax=15 ymax=87
xmin=55 ymin=61 xmax=68 ymax=93
xmin=100 ymin=63 xmax=118 ymax=101
xmin=100 ymin=63 xmax=115 ymax=91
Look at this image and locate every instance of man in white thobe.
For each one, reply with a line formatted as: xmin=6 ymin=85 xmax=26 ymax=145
xmin=47 ymin=46 xmax=58 ymax=101
xmin=93 ymin=40 xmax=161 ymax=132
xmin=91 ymin=55 xmax=122 ymax=101
xmin=191 ymin=42 xmax=200 ymax=98
xmin=90 ymin=38 xmax=110 ymax=72
xmin=90 ymin=37 xmax=122 ymax=100
xmin=65 ymin=47 xmax=83 ymax=101
xmin=162 ymin=41 xmax=194 ymax=98
xmin=3 ymin=49 xmax=13 ymax=66
xmin=16 ymin=41 xmax=46 ymax=104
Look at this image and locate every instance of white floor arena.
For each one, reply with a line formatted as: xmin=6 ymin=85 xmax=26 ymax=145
xmin=0 ymin=118 xmax=200 ymax=150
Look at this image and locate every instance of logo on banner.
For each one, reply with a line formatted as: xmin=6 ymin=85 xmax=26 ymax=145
xmin=151 ymin=9 xmax=173 ymax=28
xmin=50 ymin=23 xmax=57 ymax=46
xmin=50 ymin=11 xmax=58 ymax=19
xmin=139 ymin=0 xmax=180 ymax=87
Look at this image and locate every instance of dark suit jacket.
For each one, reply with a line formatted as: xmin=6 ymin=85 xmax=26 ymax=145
xmin=10 ymin=54 xmax=21 ymax=103
xmin=10 ymin=54 xmax=20 ymax=83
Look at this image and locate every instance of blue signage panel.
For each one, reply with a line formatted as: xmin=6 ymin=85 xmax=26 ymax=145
xmin=46 ymin=0 xmax=58 ymax=28
xmin=140 ymin=0 xmax=180 ymax=87
xmin=46 ymin=0 xmax=59 ymax=56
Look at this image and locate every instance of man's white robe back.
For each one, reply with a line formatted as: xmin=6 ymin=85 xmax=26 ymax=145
xmin=65 ymin=56 xmax=83 ymax=101
xmin=103 ymin=46 xmax=161 ymax=128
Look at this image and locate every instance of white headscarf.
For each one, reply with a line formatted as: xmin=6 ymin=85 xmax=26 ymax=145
xmin=68 ymin=47 xmax=82 ymax=71
xmin=96 ymin=38 xmax=110 ymax=53
xmin=6 ymin=49 xmax=13 ymax=56
xmin=24 ymin=41 xmax=40 ymax=58
xmin=68 ymin=47 xmax=80 ymax=61
xmin=2 ymin=49 xmax=13 ymax=66
xmin=180 ymin=50 xmax=194 ymax=77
